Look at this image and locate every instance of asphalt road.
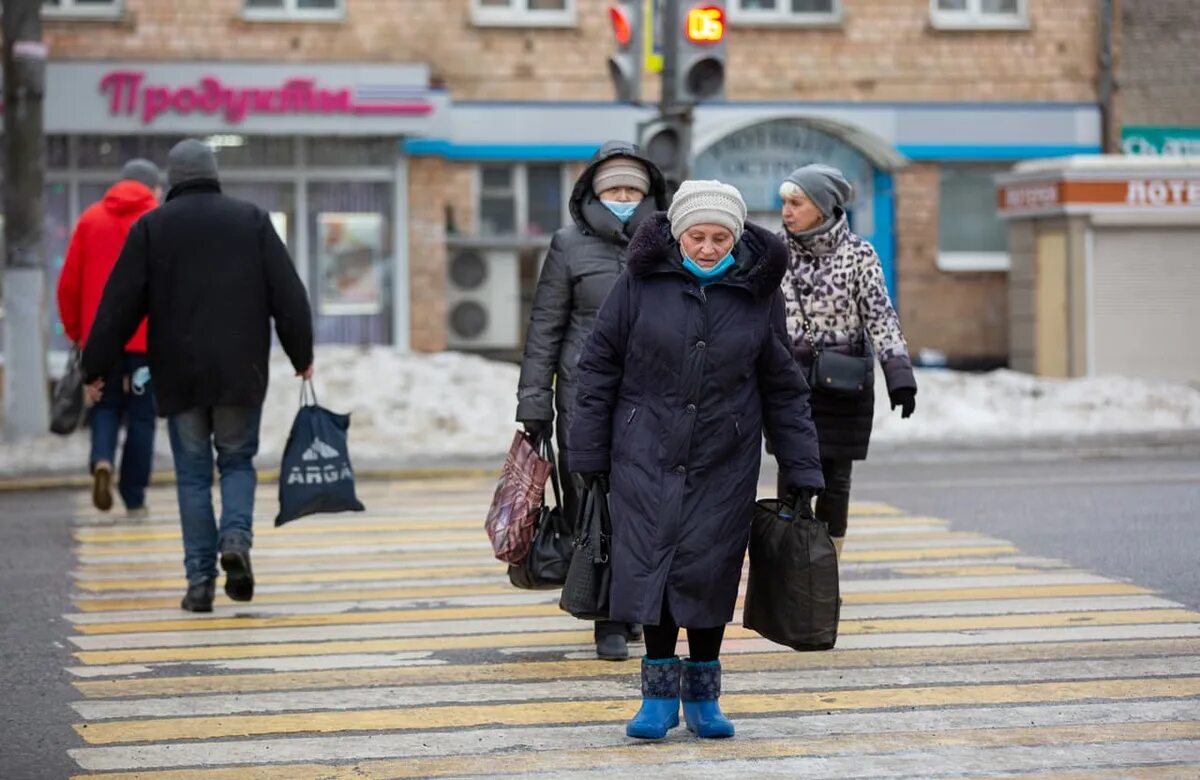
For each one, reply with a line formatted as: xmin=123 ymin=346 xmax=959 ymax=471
xmin=1 ymin=448 xmax=1197 ymax=778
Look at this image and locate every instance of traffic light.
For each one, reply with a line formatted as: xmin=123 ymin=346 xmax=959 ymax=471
xmin=672 ymin=2 xmax=726 ymax=105
xmin=638 ymin=112 xmax=690 ymax=196
xmin=607 ymin=1 xmax=644 ymax=103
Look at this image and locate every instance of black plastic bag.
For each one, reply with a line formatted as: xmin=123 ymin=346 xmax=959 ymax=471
xmin=50 ymin=346 xmax=86 ymax=436
xmin=558 ymin=481 xmax=611 ymax=620
xmin=743 ymin=497 xmax=840 ymax=651
xmin=275 ymin=381 xmax=365 ymax=527
xmin=508 ymin=438 xmax=574 ymax=590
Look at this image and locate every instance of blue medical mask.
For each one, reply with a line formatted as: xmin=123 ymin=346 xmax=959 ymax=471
xmin=602 ymin=200 xmax=640 ymax=224
xmin=682 ymin=252 xmax=735 ymax=282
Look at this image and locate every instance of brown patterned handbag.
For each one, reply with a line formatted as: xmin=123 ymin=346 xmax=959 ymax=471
xmin=485 ymin=430 xmax=554 ymax=564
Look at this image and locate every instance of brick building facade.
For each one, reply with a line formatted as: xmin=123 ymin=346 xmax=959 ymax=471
xmin=21 ymin=0 xmax=1104 ymax=363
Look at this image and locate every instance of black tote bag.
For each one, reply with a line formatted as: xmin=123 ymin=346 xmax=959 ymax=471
xmin=743 ymin=497 xmax=840 ymax=651
xmin=558 ymin=481 xmax=611 ymax=620
xmin=508 ymin=438 xmax=574 ymax=590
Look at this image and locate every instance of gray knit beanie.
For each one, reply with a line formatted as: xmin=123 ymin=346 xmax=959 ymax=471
xmin=666 ymin=180 xmax=747 ymax=243
xmin=119 ymin=159 xmax=163 ymax=191
xmin=167 ymin=139 xmax=220 ymax=187
xmin=784 ymin=163 xmax=853 ymax=218
xmin=592 ymin=156 xmax=651 ymax=196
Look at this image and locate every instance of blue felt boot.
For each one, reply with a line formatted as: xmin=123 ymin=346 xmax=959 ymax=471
xmin=626 ymin=656 xmax=681 ymax=740
xmin=681 ymin=658 xmax=735 ymax=738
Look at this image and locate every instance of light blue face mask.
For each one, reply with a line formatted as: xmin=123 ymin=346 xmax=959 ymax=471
xmin=602 ymin=200 xmax=640 ymax=224
xmin=682 ymin=252 xmax=735 ymax=281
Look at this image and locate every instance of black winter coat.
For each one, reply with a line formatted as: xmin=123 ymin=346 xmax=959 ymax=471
xmin=516 ymin=142 xmax=668 ymax=525
xmin=82 ymin=179 xmax=314 ymax=417
xmin=568 ymin=214 xmax=824 ymax=628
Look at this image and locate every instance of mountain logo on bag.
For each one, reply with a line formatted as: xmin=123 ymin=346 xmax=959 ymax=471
xmin=301 ymin=438 xmax=342 ymax=461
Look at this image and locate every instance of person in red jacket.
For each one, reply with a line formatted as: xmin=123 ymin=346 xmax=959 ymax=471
xmin=57 ymin=159 xmax=162 ymax=516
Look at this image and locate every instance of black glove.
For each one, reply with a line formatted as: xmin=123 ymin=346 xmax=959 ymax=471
xmin=889 ymin=387 xmax=916 ymax=419
xmin=520 ymin=419 xmax=550 ymax=440
xmin=579 ymin=472 xmax=609 ymax=492
xmin=787 ymin=488 xmax=819 ymax=520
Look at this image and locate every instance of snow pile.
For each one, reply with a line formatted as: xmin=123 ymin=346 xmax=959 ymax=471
xmin=1 ymin=347 xmax=1199 ymax=477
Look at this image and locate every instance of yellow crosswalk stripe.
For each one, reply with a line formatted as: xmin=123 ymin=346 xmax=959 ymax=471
xmin=72 ymin=676 xmax=1200 ymax=744
xmin=72 ymin=582 xmax=1153 ymax=635
xmin=67 ymin=722 xmax=1200 ymax=779
xmin=71 ymin=609 xmax=1200 ymax=665
xmin=72 ymin=637 xmax=1200 ymax=699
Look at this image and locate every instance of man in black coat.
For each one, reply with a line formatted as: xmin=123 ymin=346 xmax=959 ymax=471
xmin=83 ymin=139 xmax=314 ymax=613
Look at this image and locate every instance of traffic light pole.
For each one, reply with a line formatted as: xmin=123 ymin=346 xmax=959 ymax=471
xmin=658 ymin=0 xmax=693 ymax=184
xmin=3 ymin=0 xmax=51 ymax=439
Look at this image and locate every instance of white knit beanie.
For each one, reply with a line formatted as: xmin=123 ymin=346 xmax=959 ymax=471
xmin=667 ymin=180 xmax=747 ymax=243
xmin=592 ymin=156 xmax=652 ymax=196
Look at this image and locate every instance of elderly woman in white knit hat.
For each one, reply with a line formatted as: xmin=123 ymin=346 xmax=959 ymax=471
xmin=516 ymin=141 xmax=669 ymax=660
xmin=569 ymin=180 xmax=823 ymax=740
xmin=777 ymin=163 xmax=917 ymax=564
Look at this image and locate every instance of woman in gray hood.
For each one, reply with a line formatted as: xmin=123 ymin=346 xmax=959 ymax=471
xmin=777 ymin=163 xmax=917 ymax=564
xmin=516 ymin=141 xmax=669 ymax=660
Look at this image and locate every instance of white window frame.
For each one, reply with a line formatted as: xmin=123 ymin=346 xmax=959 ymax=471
xmin=936 ymin=163 xmax=1011 ymax=273
xmin=42 ymin=0 xmax=123 ymax=19
xmin=470 ymin=0 xmax=576 ymax=29
xmin=475 ymin=163 xmax=571 ymax=236
xmin=930 ymin=0 xmax=1028 ymax=31
xmin=728 ymin=0 xmax=843 ymax=27
xmin=242 ymin=0 xmax=345 ymax=23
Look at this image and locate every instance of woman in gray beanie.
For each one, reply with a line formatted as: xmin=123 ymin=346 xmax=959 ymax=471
xmin=516 ymin=141 xmax=669 ymax=661
xmin=569 ymin=180 xmax=823 ymax=740
xmin=777 ymin=163 xmax=917 ymax=563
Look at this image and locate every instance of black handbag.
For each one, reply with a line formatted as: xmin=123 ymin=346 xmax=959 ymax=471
xmin=50 ymin=345 xmax=86 ymax=436
xmin=790 ymin=276 xmax=874 ymax=397
xmin=508 ymin=438 xmax=574 ymax=590
xmin=558 ymin=480 xmax=612 ymax=620
xmin=743 ymin=496 xmax=840 ymax=651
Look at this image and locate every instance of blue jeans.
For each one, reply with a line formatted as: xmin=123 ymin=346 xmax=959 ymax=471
xmin=89 ymin=352 xmax=156 ymax=511
xmin=167 ymin=406 xmax=262 ymax=585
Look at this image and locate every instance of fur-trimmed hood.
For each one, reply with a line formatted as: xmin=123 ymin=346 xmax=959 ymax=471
xmin=626 ymin=212 xmax=787 ymax=299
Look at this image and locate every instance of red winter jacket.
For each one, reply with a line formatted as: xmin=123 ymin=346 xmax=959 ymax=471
xmin=57 ymin=180 xmax=158 ymax=353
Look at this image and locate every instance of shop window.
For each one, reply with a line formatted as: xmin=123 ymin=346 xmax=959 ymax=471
xmin=42 ymin=0 xmax=122 ymax=18
xmin=931 ymin=0 xmax=1026 ymax=29
xmin=477 ymin=164 xmax=567 ymax=238
xmin=308 ymin=137 xmax=396 ymax=167
xmin=937 ymin=164 xmax=1010 ymax=272
xmin=206 ymin=136 xmax=296 ymax=167
xmin=730 ymin=0 xmax=841 ymax=25
xmin=471 ymin=0 xmax=575 ymax=28
xmin=243 ymin=0 xmax=343 ymax=21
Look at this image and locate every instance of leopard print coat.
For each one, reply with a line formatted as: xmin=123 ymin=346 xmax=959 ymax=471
xmin=778 ymin=213 xmax=916 ymax=460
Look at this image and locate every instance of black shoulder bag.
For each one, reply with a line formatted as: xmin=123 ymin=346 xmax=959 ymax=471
xmin=791 ymin=276 xmax=875 ymax=398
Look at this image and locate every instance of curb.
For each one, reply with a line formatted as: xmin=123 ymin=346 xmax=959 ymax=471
xmin=0 ymin=465 xmax=501 ymax=494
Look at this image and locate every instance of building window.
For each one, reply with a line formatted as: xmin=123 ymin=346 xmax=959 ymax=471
xmin=243 ymin=0 xmax=344 ymax=21
xmin=937 ymin=164 xmax=1010 ymax=272
xmin=931 ymin=0 xmax=1026 ymax=29
xmin=477 ymin=164 xmax=568 ymax=237
xmin=42 ymin=0 xmax=122 ymax=17
xmin=471 ymin=0 xmax=576 ymax=28
xmin=729 ymin=0 xmax=841 ymax=25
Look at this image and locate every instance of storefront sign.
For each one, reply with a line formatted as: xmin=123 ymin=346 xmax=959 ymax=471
xmin=999 ymin=176 xmax=1200 ymax=216
xmin=100 ymin=71 xmax=433 ymax=126
xmin=42 ymin=62 xmax=448 ymax=136
xmin=1121 ymin=126 xmax=1200 ymax=157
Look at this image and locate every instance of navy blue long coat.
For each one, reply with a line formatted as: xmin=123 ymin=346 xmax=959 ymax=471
xmin=568 ymin=213 xmax=824 ymax=629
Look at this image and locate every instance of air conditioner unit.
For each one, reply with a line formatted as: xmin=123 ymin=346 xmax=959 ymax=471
xmin=445 ymin=247 xmax=520 ymax=350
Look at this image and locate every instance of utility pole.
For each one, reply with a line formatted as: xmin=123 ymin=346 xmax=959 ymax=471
xmin=2 ymin=0 xmax=50 ymax=439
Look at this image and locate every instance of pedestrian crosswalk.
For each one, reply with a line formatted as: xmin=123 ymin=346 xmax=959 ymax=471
xmin=61 ymin=477 xmax=1200 ymax=777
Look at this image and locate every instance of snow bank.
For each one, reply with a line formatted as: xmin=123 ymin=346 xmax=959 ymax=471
xmin=1 ymin=346 xmax=1198 ymax=477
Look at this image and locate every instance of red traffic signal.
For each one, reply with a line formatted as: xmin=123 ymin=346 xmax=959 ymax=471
xmin=609 ymin=5 xmax=633 ymax=47
xmin=685 ymin=5 xmax=725 ymax=44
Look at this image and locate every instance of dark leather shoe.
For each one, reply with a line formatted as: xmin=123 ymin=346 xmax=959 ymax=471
xmin=181 ymin=580 xmax=215 ymax=612
xmin=220 ymin=549 xmax=255 ymax=602
xmin=625 ymin=623 xmax=644 ymax=642
xmin=596 ymin=632 xmax=629 ymax=661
